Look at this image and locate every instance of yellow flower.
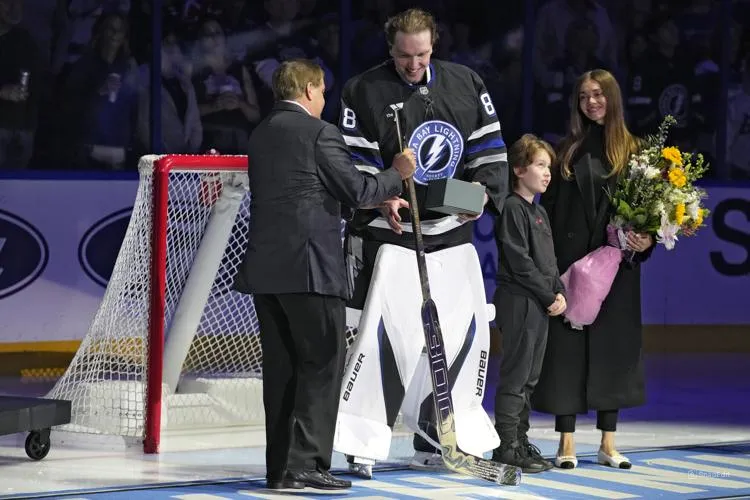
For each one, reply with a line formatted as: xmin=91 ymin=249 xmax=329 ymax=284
xmin=668 ymin=167 xmax=687 ymax=188
xmin=694 ymin=208 xmax=706 ymax=227
xmin=662 ymin=146 xmax=683 ymax=166
xmin=674 ymin=203 xmax=686 ymax=225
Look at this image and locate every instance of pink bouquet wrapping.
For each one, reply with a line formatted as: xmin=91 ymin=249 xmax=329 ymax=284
xmin=559 ymin=225 xmax=626 ymax=330
xmin=558 ymin=115 xmax=711 ymax=331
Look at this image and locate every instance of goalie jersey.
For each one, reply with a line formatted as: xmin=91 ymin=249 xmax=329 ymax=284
xmin=340 ymin=59 xmax=509 ymax=247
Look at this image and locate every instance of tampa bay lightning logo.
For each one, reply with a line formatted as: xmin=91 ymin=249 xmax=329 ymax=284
xmin=408 ymin=120 xmax=464 ymax=185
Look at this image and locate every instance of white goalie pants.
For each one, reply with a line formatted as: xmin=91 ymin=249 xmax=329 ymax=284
xmin=333 ymin=243 xmax=500 ymax=462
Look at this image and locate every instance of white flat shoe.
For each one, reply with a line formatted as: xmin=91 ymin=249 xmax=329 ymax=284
xmin=554 ymin=454 xmax=577 ymax=469
xmin=598 ymin=449 xmax=632 ymax=469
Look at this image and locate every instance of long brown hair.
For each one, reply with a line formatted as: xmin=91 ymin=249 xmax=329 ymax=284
xmin=558 ymin=69 xmax=639 ymax=179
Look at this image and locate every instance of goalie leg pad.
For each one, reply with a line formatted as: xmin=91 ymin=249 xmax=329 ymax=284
xmin=334 ymin=244 xmax=429 ymax=460
xmin=401 ymin=244 xmax=499 ymax=455
xmin=334 ymin=243 xmax=499 ymax=460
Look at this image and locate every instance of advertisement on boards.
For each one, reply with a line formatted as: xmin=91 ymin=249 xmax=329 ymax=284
xmin=0 ymin=179 xmax=138 ymax=343
xmin=0 ymin=180 xmax=748 ymax=344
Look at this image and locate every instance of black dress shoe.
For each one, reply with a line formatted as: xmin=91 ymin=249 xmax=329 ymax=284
xmin=492 ymin=440 xmax=552 ymax=474
xmin=287 ymin=469 xmax=351 ymax=490
xmin=266 ymin=473 xmax=305 ymax=490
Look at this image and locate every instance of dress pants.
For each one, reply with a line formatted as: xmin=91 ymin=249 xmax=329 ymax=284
xmin=254 ymin=292 xmax=346 ymax=478
xmin=555 ymin=410 xmax=619 ymax=433
xmin=493 ymin=292 xmax=549 ymax=444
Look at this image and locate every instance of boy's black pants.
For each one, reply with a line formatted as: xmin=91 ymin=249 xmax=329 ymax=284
xmin=493 ymin=291 xmax=549 ymax=444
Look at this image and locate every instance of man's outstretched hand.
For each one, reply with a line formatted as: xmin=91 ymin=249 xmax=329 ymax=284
xmin=379 ymin=196 xmax=409 ymax=234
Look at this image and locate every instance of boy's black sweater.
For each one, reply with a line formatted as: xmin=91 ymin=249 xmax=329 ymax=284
xmin=495 ymin=192 xmax=565 ymax=308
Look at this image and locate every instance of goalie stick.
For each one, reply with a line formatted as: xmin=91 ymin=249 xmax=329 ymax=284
xmin=390 ymin=104 xmax=521 ymax=486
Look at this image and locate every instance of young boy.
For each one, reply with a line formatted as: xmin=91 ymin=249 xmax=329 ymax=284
xmin=492 ymin=134 xmax=566 ymax=473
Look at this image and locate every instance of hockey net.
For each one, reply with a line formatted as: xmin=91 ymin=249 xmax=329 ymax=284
xmin=46 ymin=154 xmax=357 ymax=453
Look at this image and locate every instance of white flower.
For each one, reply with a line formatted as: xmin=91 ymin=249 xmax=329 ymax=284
xmin=683 ymin=190 xmax=698 ymax=205
xmin=653 ymin=200 xmax=666 ymax=218
xmin=667 ymin=188 xmax=687 ymax=204
xmin=644 ymin=166 xmax=661 ymax=179
xmin=657 ymin=213 xmax=680 ymax=250
xmin=628 ymin=158 xmax=648 ymax=176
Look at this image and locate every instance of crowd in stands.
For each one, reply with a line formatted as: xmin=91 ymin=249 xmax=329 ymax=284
xmin=0 ymin=0 xmax=748 ymax=179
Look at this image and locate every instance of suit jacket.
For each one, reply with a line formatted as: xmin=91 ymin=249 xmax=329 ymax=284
xmin=234 ymin=101 xmax=404 ymax=298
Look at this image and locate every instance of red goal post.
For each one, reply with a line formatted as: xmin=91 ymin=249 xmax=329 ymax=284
xmin=146 ymin=154 xmax=248 ymax=453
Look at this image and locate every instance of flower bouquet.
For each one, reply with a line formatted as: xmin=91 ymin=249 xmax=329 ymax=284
xmin=561 ymin=115 xmax=710 ymax=330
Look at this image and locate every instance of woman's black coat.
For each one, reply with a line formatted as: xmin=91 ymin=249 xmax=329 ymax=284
xmin=530 ymin=125 xmax=650 ymax=415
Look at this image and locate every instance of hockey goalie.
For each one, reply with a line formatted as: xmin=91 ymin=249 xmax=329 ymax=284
xmin=334 ymin=242 xmax=499 ymax=478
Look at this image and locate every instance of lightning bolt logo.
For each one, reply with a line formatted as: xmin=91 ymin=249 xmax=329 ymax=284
xmin=408 ymin=120 xmax=463 ymax=185
xmin=423 ymin=136 xmax=447 ymax=171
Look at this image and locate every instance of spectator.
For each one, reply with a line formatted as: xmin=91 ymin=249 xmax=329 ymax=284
xmin=535 ymin=18 xmax=610 ymax=143
xmin=215 ymin=0 xmax=260 ymax=62
xmin=610 ymin=0 xmax=654 ymax=64
xmin=491 ymin=27 xmax=524 ymax=144
xmin=246 ymin=0 xmax=332 ymax=117
xmin=349 ymin=0 xmax=394 ymax=73
xmin=135 ymin=25 xmax=202 ymax=155
xmin=625 ymin=14 xmax=702 ymax=147
xmin=19 ymin=0 xmax=65 ymax=80
xmin=53 ymin=0 xmax=129 ymax=77
xmin=57 ymin=12 xmax=137 ymax=169
xmin=310 ymin=14 xmax=340 ymax=123
xmin=128 ymin=0 xmax=183 ymax=64
xmin=192 ymin=18 xmax=261 ymax=154
xmin=673 ymin=0 xmax=717 ymax=62
xmin=533 ymin=0 xmax=618 ymax=90
xmin=0 ymin=0 xmax=42 ymax=170
xmin=726 ymin=53 xmax=750 ymax=179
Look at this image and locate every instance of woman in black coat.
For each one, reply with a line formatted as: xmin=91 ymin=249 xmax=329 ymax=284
xmin=531 ymin=69 xmax=654 ymax=470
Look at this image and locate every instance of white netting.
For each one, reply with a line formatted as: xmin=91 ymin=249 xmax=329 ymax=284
xmin=47 ymin=155 xmax=357 ymax=443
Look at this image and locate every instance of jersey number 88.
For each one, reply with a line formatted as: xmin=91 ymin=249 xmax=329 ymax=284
xmin=480 ymin=92 xmax=496 ymax=117
xmin=342 ymin=107 xmax=357 ymax=129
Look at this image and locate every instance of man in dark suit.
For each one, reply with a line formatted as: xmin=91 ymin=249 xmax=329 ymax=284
xmin=234 ymin=59 xmax=416 ymax=491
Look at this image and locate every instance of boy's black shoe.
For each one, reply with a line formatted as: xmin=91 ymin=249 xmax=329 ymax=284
xmin=492 ymin=440 xmax=553 ymax=473
xmin=519 ymin=435 xmax=554 ymax=471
